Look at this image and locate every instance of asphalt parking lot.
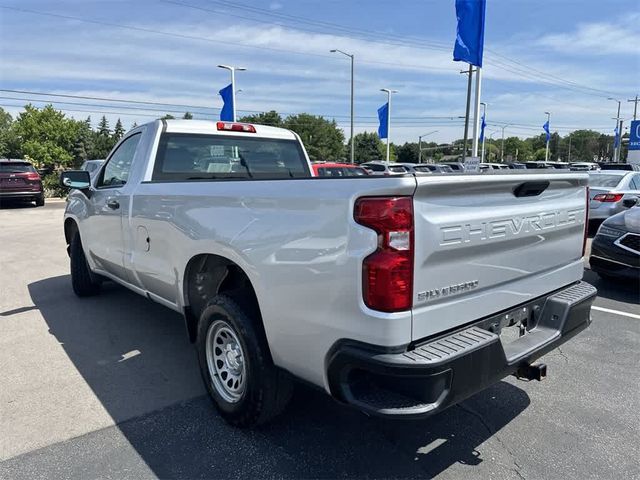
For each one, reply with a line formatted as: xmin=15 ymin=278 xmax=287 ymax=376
xmin=1 ymin=200 xmax=638 ymax=480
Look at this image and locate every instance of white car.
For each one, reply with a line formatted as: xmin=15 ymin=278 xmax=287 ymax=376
xmin=60 ymin=119 xmax=595 ymax=427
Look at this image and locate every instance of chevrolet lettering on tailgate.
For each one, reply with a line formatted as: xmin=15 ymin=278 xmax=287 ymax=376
xmin=440 ymin=208 xmax=585 ymax=246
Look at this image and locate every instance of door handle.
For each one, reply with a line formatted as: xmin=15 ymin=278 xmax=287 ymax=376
xmin=107 ymin=199 xmax=120 ymax=210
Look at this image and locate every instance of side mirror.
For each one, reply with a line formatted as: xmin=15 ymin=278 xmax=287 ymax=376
xmin=60 ymin=170 xmax=91 ymax=190
xmin=622 ymin=196 xmax=639 ymax=208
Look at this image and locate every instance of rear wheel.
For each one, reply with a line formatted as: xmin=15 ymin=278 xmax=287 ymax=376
xmin=35 ymin=195 xmax=45 ymax=207
xmin=70 ymin=232 xmax=101 ymax=297
xmin=196 ymin=295 xmax=292 ymax=427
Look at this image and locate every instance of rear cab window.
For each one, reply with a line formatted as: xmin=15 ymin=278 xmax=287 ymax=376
xmin=362 ymin=163 xmax=386 ymax=172
xmin=152 ymin=133 xmax=310 ymax=181
xmin=388 ymin=166 xmax=408 ymax=173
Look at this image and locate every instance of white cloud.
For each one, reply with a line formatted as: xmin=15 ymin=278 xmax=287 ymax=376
xmin=537 ymin=14 xmax=640 ymax=55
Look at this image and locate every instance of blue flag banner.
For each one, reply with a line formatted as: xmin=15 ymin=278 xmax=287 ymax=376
xmin=479 ymin=114 xmax=486 ymax=142
xmin=219 ymin=83 xmax=233 ymax=121
xmin=453 ymin=0 xmax=486 ymax=67
xmin=377 ymin=102 xmax=389 ymax=139
xmin=614 ymin=125 xmax=620 ymax=149
xmin=543 ymin=121 xmax=551 ymax=142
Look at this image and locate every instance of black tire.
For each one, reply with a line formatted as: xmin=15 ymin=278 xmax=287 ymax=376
xmin=35 ymin=195 xmax=45 ymax=207
xmin=196 ymin=295 xmax=292 ymax=427
xmin=70 ymin=232 xmax=101 ymax=297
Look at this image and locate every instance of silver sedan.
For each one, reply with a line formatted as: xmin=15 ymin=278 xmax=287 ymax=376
xmin=588 ymin=171 xmax=640 ymax=220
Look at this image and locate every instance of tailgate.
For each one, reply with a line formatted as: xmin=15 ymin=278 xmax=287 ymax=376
xmin=411 ymin=173 xmax=588 ymax=341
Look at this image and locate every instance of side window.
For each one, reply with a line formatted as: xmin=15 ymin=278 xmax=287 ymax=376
xmin=97 ymin=134 xmax=142 ymax=188
xmin=630 ymin=175 xmax=640 ymax=190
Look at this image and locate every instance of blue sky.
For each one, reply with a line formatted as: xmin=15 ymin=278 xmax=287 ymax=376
xmin=1 ymin=0 xmax=638 ymax=143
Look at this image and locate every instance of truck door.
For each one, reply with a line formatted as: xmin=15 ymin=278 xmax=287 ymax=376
xmin=84 ymin=133 xmax=142 ymax=281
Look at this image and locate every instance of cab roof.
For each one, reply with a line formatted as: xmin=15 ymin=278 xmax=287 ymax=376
xmin=161 ymin=119 xmax=298 ymax=140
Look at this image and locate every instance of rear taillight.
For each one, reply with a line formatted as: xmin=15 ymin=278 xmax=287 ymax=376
xmin=354 ymin=196 xmax=414 ymax=312
xmin=216 ymin=121 xmax=256 ymax=133
xmin=26 ymin=172 xmax=40 ymax=181
xmin=593 ymin=193 xmax=623 ymax=202
xmin=582 ymin=187 xmax=589 ymax=257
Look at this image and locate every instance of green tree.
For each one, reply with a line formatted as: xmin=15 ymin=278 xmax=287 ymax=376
xmin=113 ymin=118 xmax=125 ymax=142
xmin=182 ymin=112 xmax=193 ymax=120
xmin=395 ymin=142 xmax=420 ymax=163
xmin=349 ymin=132 xmax=386 ymax=163
xmin=0 ymin=107 xmax=15 ymax=157
xmin=283 ymin=113 xmax=345 ymax=161
xmin=11 ymin=104 xmax=78 ymax=168
xmin=72 ymin=117 xmax=94 ymax=167
xmin=160 ymin=114 xmax=175 ymax=120
xmin=97 ymin=116 xmax=110 ymax=136
xmin=238 ymin=110 xmax=283 ymax=126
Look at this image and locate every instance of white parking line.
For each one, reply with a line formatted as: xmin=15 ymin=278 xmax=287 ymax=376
xmin=592 ymin=306 xmax=640 ymax=320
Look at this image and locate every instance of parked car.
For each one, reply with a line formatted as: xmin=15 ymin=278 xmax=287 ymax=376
xmin=312 ymin=162 xmax=368 ymax=177
xmin=441 ymin=162 xmax=465 ymax=172
xmin=60 ymin=119 xmax=595 ymax=427
xmin=570 ymin=162 xmax=600 ymax=171
xmin=360 ymin=161 xmax=409 ymax=175
xmin=507 ymin=162 xmax=527 ymax=170
xmin=525 ymin=161 xmax=551 ymax=169
xmin=80 ymin=159 xmax=105 ymax=177
xmin=588 ymin=171 xmax=640 ymax=220
xmin=548 ymin=162 xmax=570 ymax=169
xmin=413 ymin=163 xmax=454 ymax=173
xmin=590 ymin=199 xmax=639 ymax=281
xmin=480 ymin=163 xmax=509 ymax=172
xmin=0 ymin=159 xmax=45 ymax=206
xmin=599 ymin=163 xmax=640 ymax=172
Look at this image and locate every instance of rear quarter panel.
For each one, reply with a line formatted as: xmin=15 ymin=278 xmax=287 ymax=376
xmin=130 ymin=176 xmax=416 ymax=389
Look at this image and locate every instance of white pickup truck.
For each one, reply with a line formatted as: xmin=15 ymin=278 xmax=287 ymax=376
xmin=61 ymin=119 xmax=596 ymax=427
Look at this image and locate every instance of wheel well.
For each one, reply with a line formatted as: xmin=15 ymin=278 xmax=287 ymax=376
xmin=64 ymin=218 xmax=79 ymax=254
xmin=183 ymin=254 xmax=262 ymax=343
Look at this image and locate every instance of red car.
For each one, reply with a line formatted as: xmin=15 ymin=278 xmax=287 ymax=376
xmin=0 ymin=159 xmax=45 ymax=206
xmin=311 ymin=162 xmax=369 ymax=177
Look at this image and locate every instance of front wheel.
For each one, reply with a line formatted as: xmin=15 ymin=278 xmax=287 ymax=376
xmin=70 ymin=232 xmax=101 ymax=297
xmin=196 ymin=295 xmax=292 ymax=427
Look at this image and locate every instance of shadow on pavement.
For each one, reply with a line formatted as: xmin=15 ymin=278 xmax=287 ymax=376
xmin=29 ymin=275 xmax=531 ymax=479
xmin=583 ymin=269 xmax=639 ymax=304
xmin=0 ymin=199 xmax=37 ymax=209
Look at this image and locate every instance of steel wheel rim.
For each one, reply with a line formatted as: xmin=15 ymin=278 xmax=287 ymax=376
xmin=205 ymin=320 xmax=246 ymax=403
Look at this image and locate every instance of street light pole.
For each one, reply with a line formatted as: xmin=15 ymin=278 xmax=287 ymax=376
xmin=380 ymin=88 xmax=397 ymax=162
xmin=628 ymin=95 xmax=639 ymax=121
xmin=544 ymin=112 xmax=551 ymax=162
xmin=418 ymin=130 xmax=438 ymax=163
xmin=567 ymin=134 xmax=572 ymax=162
xmin=500 ymin=124 xmax=510 ymax=162
xmin=609 ymin=98 xmax=621 ymax=162
xmin=217 ymin=64 xmax=246 ymax=122
xmin=331 ymin=49 xmax=355 ymax=163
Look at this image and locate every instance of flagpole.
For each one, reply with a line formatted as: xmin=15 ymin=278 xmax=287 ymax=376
xmin=387 ymin=90 xmax=391 ymax=162
xmin=480 ymin=102 xmax=487 ymax=163
xmin=461 ymin=65 xmax=473 ymax=161
xmin=472 ymin=68 xmax=482 ymax=158
xmin=381 ymin=88 xmax=397 ymax=162
xmin=545 ymin=111 xmax=551 ymax=162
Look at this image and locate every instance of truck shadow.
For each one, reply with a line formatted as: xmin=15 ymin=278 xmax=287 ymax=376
xmin=29 ymin=275 xmax=531 ymax=479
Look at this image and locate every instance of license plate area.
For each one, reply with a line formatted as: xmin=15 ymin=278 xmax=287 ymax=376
xmin=497 ymin=306 xmax=530 ymax=345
